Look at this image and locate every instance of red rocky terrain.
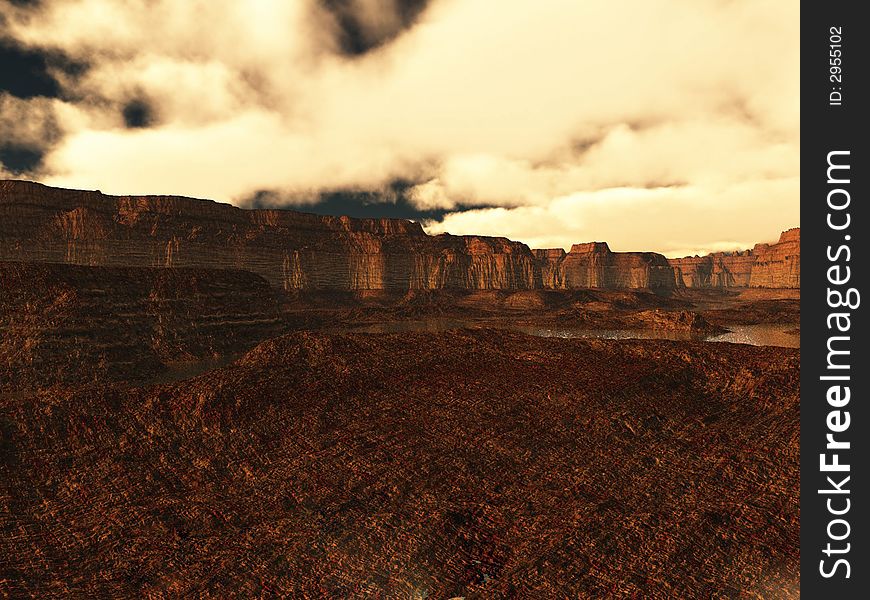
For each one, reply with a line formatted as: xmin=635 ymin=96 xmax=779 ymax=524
xmin=2 ymin=330 xmax=798 ymax=598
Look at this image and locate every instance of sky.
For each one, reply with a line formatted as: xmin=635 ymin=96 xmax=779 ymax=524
xmin=0 ymin=0 xmax=798 ymax=257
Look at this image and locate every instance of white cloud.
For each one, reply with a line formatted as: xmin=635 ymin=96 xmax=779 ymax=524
xmin=426 ymin=178 xmax=799 ymax=257
xmin=1 ymin=0 xmax=799 ymax=254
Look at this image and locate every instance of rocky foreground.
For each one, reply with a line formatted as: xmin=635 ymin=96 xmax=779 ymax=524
xmin=1 ymin=330 xmax=798 ymax=598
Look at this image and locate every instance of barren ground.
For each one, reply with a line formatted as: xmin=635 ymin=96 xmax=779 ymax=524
xmin=1 ymin=263 xmax=799 ymax=598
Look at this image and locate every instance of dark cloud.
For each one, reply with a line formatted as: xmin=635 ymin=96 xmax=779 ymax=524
xmin=322 ymin=2 xmax=368 ymax=56
xmin=0 ymin=39 xmax=60 ymax=98
xmin=0 ymin=142 xmax=42 ymax=174
xmin=245 ymin=179 xmax=497 ymax=223
xmin=394 ymin=0 xmax=430 ymax=22
xmin=320 ymin=0 xmax=431 ymax=56
xmin=0 ymin=37 xmax=87 ymax=99
xmin=122 ymin=99 xmax=155 ymax=129
xmin=0 ymin=91 xmax=62 ymax=176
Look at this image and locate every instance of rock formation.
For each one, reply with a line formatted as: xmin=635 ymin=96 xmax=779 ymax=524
xmin=0 ymin=261 xmax=282 ymax=394
xmin=668 ymin=228 xmax=800 ymax=289
xmin=0 ymin=182 xmax=801 ymax=597
xmin=534 ymin=243 xmax=674 ymax=292
xmin=748 ymin=228 xmax=801 ymax=288
xmin=0 ymin=181 xmax=541 ymax=291
xmin=1 ymin=180 xmax=798 ymax=291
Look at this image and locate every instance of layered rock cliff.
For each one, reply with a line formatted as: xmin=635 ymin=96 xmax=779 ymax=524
xmin=534 ymin=243 xmax=675 ymax=292
xmin=0 ymin=181 xmax=798 ymax=291
xmin=0 ymin=181 xmax=539 ymax=291
xmin=748 ymin=228 xmax=801 ymax=288
xmin=1 ymin=180 xmax=678 ymax=292
xmin=669 ymin=228 xmax=800 ymax=289
xmin=0 ymin=261 xmax=282 ymax=393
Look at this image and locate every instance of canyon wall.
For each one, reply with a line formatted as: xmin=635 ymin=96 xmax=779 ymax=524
xmin=668 ymin=228 xmax=800 ymax=289
xmin=748 ymin=228 xmax=801 ymax=288
xmin=534 ymin=243 xmax=675 ymax=292
xmin=0 ymin=181 xmax=539 ymax=291
xmin=0 ymin=261 xmax=283 ymax=392
xmin=0 ymin=181 xmax=798 ymax=291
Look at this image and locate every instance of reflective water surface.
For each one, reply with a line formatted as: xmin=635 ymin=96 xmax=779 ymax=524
xmin=353 ymin=320 xmax=800 ymax=348
xmin=705 ymin=324 xmax=800 ymax=348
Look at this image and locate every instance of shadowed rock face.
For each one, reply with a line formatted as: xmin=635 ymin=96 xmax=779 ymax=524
xmin=0 ymin=261 xmax=283 ymax=394
xmin=669 ymin=228 xmax=800 ymax=289
xmin=0 ymin=181 xmax=801 ymax=597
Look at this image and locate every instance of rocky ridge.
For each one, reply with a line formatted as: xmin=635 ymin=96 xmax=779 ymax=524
xmin=668 ymin=228 xmax=800 ymax=289
xmin=534 ymin=243 xmax=675 ymax=291
xmin=1 ymin=180 xmax=799 ymax=291
xmin=0 ymin=261 xmax=282 ymax=394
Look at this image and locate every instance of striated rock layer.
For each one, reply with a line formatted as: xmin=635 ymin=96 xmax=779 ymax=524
xmin=668 ymin=228 xmax=800 ymax=289
xmin=1 ymin=181 xmax=798 ymax=291
xmin=0 ymin=261 xmax=282 ymax=394
xmin=0 ymin=181 xmax=540 ymax=291
xmin=748 ymin=228 xmax=801 ymax=288
xmin=534 ymin=243 xmax=675 ymax=292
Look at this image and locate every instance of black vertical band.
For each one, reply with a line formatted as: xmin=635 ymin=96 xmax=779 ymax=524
xmin=801 ymin=3 xmax=868 ymax=595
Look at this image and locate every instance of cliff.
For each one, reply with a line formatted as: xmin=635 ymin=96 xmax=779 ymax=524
xmin=669 ymin=228 xmax=800 ymax=289
xmin=0 ymin=181 xmax=797 ymax=291
xmin=0 ymin=181 xmax=538 ymax=291
xmin=0 ymin=261 xmax=283 ymax=393
xmin=534 ymin=243 xmax=674 ymax=292
xmin=749 ymin=228 xmax=801 ymax=288
xmin=1 ymin=180 xmax=679 ymax=292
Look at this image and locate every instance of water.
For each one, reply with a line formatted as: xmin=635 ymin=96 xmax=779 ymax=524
xmin=510 ymin=324 xmax=798 ymax=347
xmin=352 ymin=320 xmax=800 ymax=348
xmin=509 ymin=325 xmax=700 ymax=342
xmin=705 ymin=324 xmax=800 ymax=348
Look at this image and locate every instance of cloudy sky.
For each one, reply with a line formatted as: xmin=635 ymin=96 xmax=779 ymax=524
xmin=0 ymin=0 xmax=798 ymax=256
